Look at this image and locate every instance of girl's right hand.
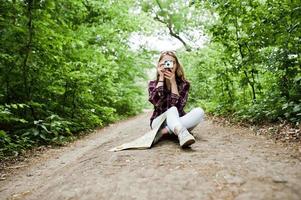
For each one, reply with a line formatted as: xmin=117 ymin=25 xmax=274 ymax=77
xmin=157 ymin=62 xmax=165 ymax=78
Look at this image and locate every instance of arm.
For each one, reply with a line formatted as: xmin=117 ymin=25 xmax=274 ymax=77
xmin=170 ymin=81 xmax=190 ymax=109
xmin=148 ymin=80 xmax=165 ymax=106
xmin=149 ymin=62 xmax=166 ymax=105
xmin=170 ymin=80 xmax=179 ymax=96
xmin=155 ymin=75 xmax=164 ymax=92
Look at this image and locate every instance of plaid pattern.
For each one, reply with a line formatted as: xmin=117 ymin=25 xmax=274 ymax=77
xmin=148 ymin=79 xmax=190 ymax=128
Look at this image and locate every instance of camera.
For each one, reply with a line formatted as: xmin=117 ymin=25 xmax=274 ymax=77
xmin=163 ymin=60 xmax=173 ymax=69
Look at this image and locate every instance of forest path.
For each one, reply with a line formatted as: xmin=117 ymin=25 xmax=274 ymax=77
xmin=0 ymin=111 xmax=300 ymax=200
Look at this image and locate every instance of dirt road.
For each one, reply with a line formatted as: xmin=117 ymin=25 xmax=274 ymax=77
xmin=0 ymin=111 xmax=300 ymax=200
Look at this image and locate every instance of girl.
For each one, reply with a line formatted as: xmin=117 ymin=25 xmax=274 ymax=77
xmin=148 ymin=51 xmax=205 ymax=148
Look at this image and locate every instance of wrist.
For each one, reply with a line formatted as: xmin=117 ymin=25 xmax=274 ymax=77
xmin=170 ymin=79 xmax=176 ymax=84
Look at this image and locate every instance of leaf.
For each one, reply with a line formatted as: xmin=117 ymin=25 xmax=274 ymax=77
xmin=40 ymin=134 xmax=47 ymax=141
xmin=40 ymin=125 xmax=51 ymax=133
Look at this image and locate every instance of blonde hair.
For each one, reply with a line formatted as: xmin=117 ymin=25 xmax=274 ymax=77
xmin=156 ymin=51 xmax=188 ymax=83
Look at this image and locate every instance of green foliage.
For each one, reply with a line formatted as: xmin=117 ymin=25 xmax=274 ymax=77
xmin=0 ymin=0 xmax=150 ymax=158
xmin=1 ymin=0 xmax=300 ymax=159
xmin=182 ymin=0 xmax=301 ymax=124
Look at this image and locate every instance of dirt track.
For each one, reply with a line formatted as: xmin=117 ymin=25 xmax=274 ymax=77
xmin=0 ymin=111 xmax=300 ymax=200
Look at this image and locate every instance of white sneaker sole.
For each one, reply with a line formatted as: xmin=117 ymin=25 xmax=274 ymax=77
xmin=181 ymin=137 xmax=195 ymax=147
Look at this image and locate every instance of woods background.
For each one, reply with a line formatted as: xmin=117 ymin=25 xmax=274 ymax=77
xmin=0 ymin=0 xmax=300 ymax=158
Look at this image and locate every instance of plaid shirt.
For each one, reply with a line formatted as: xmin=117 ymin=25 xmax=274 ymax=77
xmin=148 ymin=79 xmax=190 ymax=128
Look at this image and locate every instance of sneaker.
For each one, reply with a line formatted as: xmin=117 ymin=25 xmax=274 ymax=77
xmin=177 ymin=128 xmax=195 ymax=148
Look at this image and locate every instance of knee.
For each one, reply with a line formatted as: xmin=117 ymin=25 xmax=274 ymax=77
xmin=168 ymin=106 xmax=177 ymax=112
xmin=193 ymin=107 xmax=205 ymax=120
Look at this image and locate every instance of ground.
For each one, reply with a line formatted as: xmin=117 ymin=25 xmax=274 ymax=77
xmin=0 ymin=111 xmax=300 ymax=200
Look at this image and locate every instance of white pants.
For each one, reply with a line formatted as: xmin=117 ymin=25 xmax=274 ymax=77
xmin=151 ymin=106 xmax=205 ymax=134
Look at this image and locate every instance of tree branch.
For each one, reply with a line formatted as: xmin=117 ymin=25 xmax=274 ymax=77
xmin=153 ymin=1 xmax=191 ymax=51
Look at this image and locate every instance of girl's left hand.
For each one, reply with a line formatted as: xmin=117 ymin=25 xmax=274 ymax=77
xmin=164 ymin=69 xmax=176 ymax=83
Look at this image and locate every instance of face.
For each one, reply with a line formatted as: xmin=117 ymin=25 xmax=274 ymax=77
xmin=159 ymin=55 xmax=177 ymax=74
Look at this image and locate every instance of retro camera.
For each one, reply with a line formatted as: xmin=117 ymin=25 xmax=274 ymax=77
xmin=163 ymin=60 xmax=173 ymax=69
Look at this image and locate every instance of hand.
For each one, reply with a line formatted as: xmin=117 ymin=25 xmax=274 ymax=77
xmin=157 ymin=62 xmax=166 ymax=79
xmin=164 ymin=69 xmax=176 ymax=84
